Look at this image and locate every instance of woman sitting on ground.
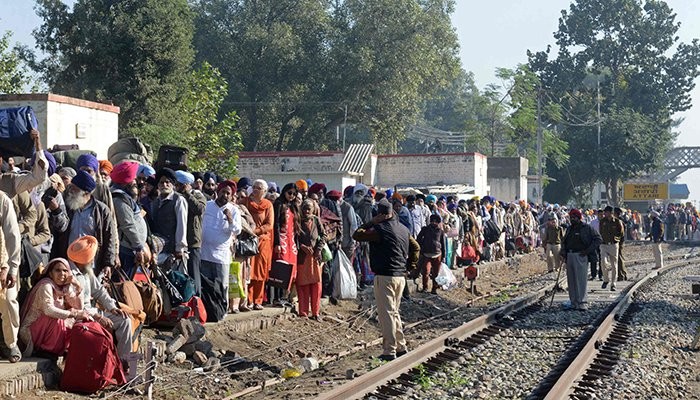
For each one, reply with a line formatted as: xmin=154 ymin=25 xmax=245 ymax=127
xmin=19 ymin=258 xmax=91 ymax=358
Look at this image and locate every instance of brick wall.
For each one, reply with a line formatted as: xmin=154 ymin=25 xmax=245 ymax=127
xmin=375 ymin=153 xmax=488 ymax=195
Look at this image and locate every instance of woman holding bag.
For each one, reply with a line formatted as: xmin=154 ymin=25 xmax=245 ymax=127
xmin=296 ymin=200 xmax=325 ymax=320
xmin=241 ymin=180 xmax=274 ymax=310
xmin=271 ymin=183 xmax=300 ymax=306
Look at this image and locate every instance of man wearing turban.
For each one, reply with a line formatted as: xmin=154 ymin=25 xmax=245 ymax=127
xmin=174 ymin=170 xmax=207 ymax=295
xmin=148 ymin=168 xmax=188 ymax=264
xmin=560 ymin=209 xmax=602 ymax=311
xmin=110 ymin=162 xmax=148 ymax=277
xmin=50 ymin=170 xmax=118 ymax=278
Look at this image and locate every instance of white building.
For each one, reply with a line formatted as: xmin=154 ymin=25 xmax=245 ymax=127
xmin=0 ymin=93 xmax=120 ymax=158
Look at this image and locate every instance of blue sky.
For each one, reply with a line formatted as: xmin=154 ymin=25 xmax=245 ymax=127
xmin=2 ymin=0 xmax=699 ymax=201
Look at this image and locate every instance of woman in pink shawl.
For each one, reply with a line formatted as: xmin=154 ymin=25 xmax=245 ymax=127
xmin=19 ymin=258 xmax=90 ymax=357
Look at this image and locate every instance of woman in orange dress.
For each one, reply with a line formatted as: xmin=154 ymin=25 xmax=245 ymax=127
xmin=242 ymin=179 xmax=274 ymax=310
xmin=271 ymin=183 xmax=300 ymax=306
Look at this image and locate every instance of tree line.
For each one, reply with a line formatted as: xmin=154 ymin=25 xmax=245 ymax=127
xmin=0 ymin=0 xmax=699 ymax=205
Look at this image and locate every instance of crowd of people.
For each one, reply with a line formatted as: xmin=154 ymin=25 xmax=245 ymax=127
xmin=0 ymin=130 xmax=697 ymax=373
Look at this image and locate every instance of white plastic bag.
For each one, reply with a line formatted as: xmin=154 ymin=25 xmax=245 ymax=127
xmin=435 ymin=262 xmax=457 ymax=290
xmin=332 ymin=251 xmax=357 ymax=299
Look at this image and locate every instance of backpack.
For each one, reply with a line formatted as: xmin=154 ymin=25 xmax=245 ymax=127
xmin=483 ymin=219 xmax=501 ymax=244
xmin=60 ymin=322 xmax=126 ymax=393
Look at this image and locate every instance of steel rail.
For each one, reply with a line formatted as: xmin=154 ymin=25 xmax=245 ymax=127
xmin=317 ymin=252 xmax=697 ymax=400
xmin=542 ymin=256 xmax=698 ymax=399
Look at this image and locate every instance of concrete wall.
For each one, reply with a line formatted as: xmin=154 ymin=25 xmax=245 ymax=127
xmin=237 ymin=151 xmax=345 ymax=175
xmin=238 ymin=172 xmax=354 ymax=192
xmin=487 ymin=157 xmax=528 ymax=201
xmin=375 ymin=153 xmax=489 ymax=196
xmin=0 ymin=93 xmax=119 ymax=159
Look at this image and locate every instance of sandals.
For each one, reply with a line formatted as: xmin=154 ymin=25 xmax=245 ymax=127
xmin=3 ymin=345 xmax=21 ymax=363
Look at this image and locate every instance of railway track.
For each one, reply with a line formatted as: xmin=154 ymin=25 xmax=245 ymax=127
xmin=316 ymin=252 xmax=699 ymax=400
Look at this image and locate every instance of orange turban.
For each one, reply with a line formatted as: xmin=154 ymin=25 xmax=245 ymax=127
xmin=99 ymin=160 xmax=113 ymax=174
xmin=295 ymin=179 xmax=308 ymax=191
xmin=67 ymin=236 xmax=98 ymax=265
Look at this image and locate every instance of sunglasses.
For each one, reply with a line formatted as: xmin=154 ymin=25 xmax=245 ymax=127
xmin=286 ymin=191 xmax=297 ymax=196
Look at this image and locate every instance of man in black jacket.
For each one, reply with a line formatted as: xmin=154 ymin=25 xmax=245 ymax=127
xmin=560 ymin=208 xmax=602 ymax=311
xmin=353 ymin=198 xmax=415 ymax=361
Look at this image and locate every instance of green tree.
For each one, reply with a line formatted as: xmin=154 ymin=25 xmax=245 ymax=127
xmin=181 ymin=62 xmax=243 ymax=177
xmin=0 ymin=30 xmax=32 ymax=93
xmin=531 ymin=0 xmax=700 ymax=205
xmin=25 ymin=0 xmax=195 ymax=139
xmin=192 ymin=0 xmax=461 ymax=153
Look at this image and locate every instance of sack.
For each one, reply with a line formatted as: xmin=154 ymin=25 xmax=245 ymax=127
xmin=156 ymin=296 xmax=207 ymax=326
xmin=109 ymin=269 xmax=144 ymax=313
xmin=201 ymin=275 xmax=227 ymax=323
xmin=332 ymin=250 xmax=357 ymax=300
xmin=235 ymin=234 xmax=259 ymax=257
xmin=0 ymin=106 xmax=37 ymax=158
xmin=483 ymin=219 xmax=501 ymax=244
xmin=268 ymin=260 xmax=293 ymax=290
xmin=228 ymin=261 xmax=245 ymax=298
xmin=60 ymin=322 xmax=126 ymax=393
xmin=108 ymin=137 xmax=151 ymax=165
xmin=51 ymin=149 xmax=98 ymax=169
xmin=321 ymin=243 xmax=333 ymax=262
xmin=156 ymin=145 xmax=188 ymax=171
xmin=131 ymin=266 xmax=163 ymax=325
xmin=435 ymin=263 xmax=457 ymax=290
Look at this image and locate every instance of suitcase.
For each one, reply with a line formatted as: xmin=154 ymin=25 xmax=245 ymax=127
xmin=268 ymin=260 xmax=293 ymax=290
xmin=60 ymin=322 xmax=126 ymax=393
xmin=156 ymin=145 xmax=188 ymax=171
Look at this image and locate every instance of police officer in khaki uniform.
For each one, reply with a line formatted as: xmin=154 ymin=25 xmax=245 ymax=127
xmin=613 ymin=207 xmax=628 ymax=281
xmin=599 ymin=205 xmax=625 ymax=291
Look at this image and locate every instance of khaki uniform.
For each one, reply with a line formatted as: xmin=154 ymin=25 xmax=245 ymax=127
xmin=599 ymin=216 xmax=624 ymax=285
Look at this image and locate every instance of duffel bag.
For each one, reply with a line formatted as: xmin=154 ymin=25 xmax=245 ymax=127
xmin=132 ymin=265 xmax=163 ymax=325
xmin=0 ymin=106 xmax=37 ymax=158
xmin=109 ymin=269 xmax=144 ymax=313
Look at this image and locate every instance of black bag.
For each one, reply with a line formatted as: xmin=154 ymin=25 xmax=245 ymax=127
xmin=156 ymin=145 xmax=188 ymax=171
xmin=235 ymin=234 xmax=259 ymax=257
xmin=483 ymin=219 xmax=501 ymax=244
xmin=19 ymin=236 xmax=43 ymax=279
xmin=152 ymin=264 xmax=184 ymax=308
xmin=268 ymin=260 xmax=293 ymax=290
xmin=200 ymin=275 xmax=227 ymax=322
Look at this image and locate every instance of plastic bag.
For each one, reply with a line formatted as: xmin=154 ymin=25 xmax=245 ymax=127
xmin=435 ymin=263 xmax=457 ymax=290
xmin=332 ymin=250 xmax=357 ymax=299
xmin=321 ymin=243 xmax=333 ymax=262
xmin=228 ymin=261 xmax=245 ymax=298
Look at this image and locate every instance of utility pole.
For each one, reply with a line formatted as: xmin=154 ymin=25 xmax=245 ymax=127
xmin=342 ymin=104 xmax=348 ymax=152
xmin=596 ymin=80 xmax=602 ymax=206
xmin=536 ymin=86 xmax=543 ymax=205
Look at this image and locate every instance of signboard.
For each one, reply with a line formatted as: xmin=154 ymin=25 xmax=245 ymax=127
xmin=623 ymin=183 xmax=668 ymax=201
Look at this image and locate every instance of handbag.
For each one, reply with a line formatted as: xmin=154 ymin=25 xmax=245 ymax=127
xmin=235 ymin=233 xmax=259 ymax=257
xmin=268 ymin=260 xmax=294 ymax=290
xmin=131 ymin=265 xmax=164 ymax=324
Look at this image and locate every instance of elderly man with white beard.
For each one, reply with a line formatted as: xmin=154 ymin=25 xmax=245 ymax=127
xmin=50 ymin=170 xmax=118 ymax=277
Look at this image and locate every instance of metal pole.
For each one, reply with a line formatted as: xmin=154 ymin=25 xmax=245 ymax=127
xmin=343 ymin=105 xmax=348 ymax=152
xmin=597 ymin=80 xmax=601 ymax=206
xmin=536 ymin=86 xmax=543 ymax=205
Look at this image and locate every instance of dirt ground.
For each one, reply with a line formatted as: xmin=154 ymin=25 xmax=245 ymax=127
xmin=12 ymin=241 xmax=687 ymax=400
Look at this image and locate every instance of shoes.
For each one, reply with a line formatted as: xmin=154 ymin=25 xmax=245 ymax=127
xmin=396 ymin=350 xmax=408 ymax=357
xmin=430 ymin=287 xmax=438 ymax=295
xmin=253 ymin=304 xmax=264 ymax=311
xmin=589 ymin=276 xmax=595 ymax=281
xmin=610 ymin=284 xmax=616 ymax=291
xmin=601 ymin=282 xmax=608 ymax=289
xmin=577 ymin=304 xmax=588 ymax=311
xmin=239 ymin=305 xmax=251 ymax=312
xmin=329 ymin=297 xmax=338 ymax=306
xmin=598 ymin=277 xmax=603 ymax=281
xmin=310 ymin=315 xmax=323 ymax=322
xmin=377 ymin=354 xmax=396 ymax=362
xmin=230 ymin=308 xmax=241 ymax=314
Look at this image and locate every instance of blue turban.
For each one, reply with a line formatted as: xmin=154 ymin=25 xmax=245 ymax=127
xmin=385 ymin=189 xmax=394 ymax=198
xmin=76 ymin=154 xmax=99 ymax=173
xmin=268 ymin=181 xmax=279 ymax=193
xmin=175 ymin=170 xmax=195 ymax=185
xmin=203 ymin=171 xmax=217 ymax=184
xmin=72 ymin=170 xmax=96 ymax=193
xmin=438 ymin=195 xmax=447 ymax=202
xmin=138 ymin=164 xmax=156 ymax=178
xmin=426 ymin=194 xmax=437 ymax=203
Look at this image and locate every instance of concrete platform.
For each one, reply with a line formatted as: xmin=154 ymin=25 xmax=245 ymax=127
xmin=550 ymin=276 xmax=634 ymax=308
xmin=0 ymin=357 xmax=60 ymax=396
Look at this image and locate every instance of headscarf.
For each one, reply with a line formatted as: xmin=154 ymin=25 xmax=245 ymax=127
xmin=67 ymin=236 xmax=98 ymax=265
xmin=76 ymin=154 xmax=99 ymax=173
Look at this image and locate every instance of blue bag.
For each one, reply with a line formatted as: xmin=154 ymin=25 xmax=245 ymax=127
xmin=166 ymin=268 xmax=196 ymax=305
xmin=0 ymin=106 xmax=38 ymax=158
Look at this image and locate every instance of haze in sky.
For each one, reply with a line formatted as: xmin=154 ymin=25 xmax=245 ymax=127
xmin=2 ymin=0 xmax=699 ymax=202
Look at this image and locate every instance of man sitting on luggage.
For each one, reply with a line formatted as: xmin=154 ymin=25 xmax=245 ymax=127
xmin=66 ymin=236 xmax=133 ymax=367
